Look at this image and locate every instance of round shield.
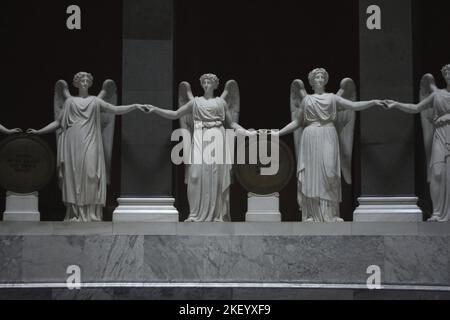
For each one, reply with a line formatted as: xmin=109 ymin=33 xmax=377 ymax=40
xmin=0 ymin=134 xmax=55 ymax=194
xmin=234 ymin=137 xmax=295 ymax=195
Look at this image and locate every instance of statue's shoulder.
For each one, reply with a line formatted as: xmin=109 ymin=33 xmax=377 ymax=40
xmin=92 ymin=96 xmax=102 ymax=102
xmin=217 ymin=96 xmax=227 ymax=105
xmin=63 ymin=96 xmax=76 ymax=106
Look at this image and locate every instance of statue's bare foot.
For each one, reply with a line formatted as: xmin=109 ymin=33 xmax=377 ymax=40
xmin=427 ymin=215 xmax=441 ymax=222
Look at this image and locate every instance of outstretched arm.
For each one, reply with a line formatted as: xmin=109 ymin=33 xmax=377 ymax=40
xmin=274 ymin=106 xmax=305 ymax=137
xmin=386 ymin=93 xmax=435 ymax=114
xmin=148 ymin=101 xmax=194 ymax=120
xmin=27 ymin=121 xmax=61 ymax=135
xmin=224 ymin=109 xmax=257 ymax=137
xmin=336 ymin=96 xmax=384 ymax=111
xmin=225 ymin=110 xmax=244 ymax=130
xmin=0 ymin=124 xmax=22 ymax=134
xmin=276 ymin=119 xmax=302 ymax=137
xmin=100 ymin=100 xmax=147 ymax=115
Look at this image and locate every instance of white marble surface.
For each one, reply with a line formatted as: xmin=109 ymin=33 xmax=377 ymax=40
xmin=21 ymin=235 xmax=144 ymax=283
xmin=353 ymin=197 xmax=423 ymax=222
xmin=113 ymin=198 xmax=179 ymax=222
xmin=0 ymin=236 xmax=22 ymax=282
xmin=142 ymin=235 xmax=386 ymax=284
xmin=0 ymin=232 xmax=448 ymax=287
xmin=246 ymin=193 xmax=281 ymax=222
xmin=3 ymin=192 xmax=40 ymax=222
xmin=0 ymin=222 xmax=449 ymax=236
xmin=384 ymin=237 xmax=449 ymax=285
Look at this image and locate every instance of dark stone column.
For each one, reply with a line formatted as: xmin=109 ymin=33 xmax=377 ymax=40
xmin=113 ymin=0 xmax=178 ymax=221
xmin=355 ymin=0 xmax=422 ymax=221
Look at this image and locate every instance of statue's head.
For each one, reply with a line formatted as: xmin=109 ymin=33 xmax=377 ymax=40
xmin=200 ymin=73 xmax=220 ymax=92
xmin=441 ymin=64 xmax=450 ymax=83
xmin=308 ymin=68 xmax=329 ymax=89
xmin=73 ymin=72 xmax=94 ymax=90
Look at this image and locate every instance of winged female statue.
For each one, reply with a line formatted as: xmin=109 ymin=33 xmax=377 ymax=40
xmin=387 ymin=64 xmax=450 ymax=222
xmin=274 ymin=68 xmax=384 ymax=222
xmin=27 ymin=72 xmax=149 ymax=222
xmin=145 ymin=74 xmax=254 ymax=222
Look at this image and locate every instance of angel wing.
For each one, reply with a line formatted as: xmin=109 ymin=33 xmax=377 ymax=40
xmin=290 ymin=80 xmax=307 ymax=160
xmin=290 ymin=80 xmax=308 ymax=218
xmin=98 ymin=80 xmax=118 ymax=185
xmin=335 ymin=78 xmax=357 ymax=185
xmin=221 ymin=80 xmax=240 ymax=125
xmin=420 ymin=73 xmax=438 ymax=182
xmin=179 ymin=82 xmax=195 ymax=184
xmin=54 ymin=80 xmax=71 ymax=187
xmin=54 ymin=80 xmax=71 ymax=137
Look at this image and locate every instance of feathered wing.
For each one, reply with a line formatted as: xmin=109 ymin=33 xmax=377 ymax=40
xmin=221 ymin=80 xmax=240 ymax=125
xmin=290 ymin=80 xmax=307 ymax=160
xmin=179 ymin=82 xmax=194 ymax=184
xmin=98 ymin=80 xmax=118 ymax=185
xmin=335 ymin=78 xmax=357 ymax=185
xmin=54 ymin=80 xmax=71 ymax=138
xmin=290 ymin=80 xmax=307 ymax=217
xmin=420 ymin=73 xmax=437 ymax=182
xmin=54 ymin=80 xmax=71 ymax=187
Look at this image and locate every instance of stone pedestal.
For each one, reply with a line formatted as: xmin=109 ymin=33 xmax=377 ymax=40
xmin=353 ymin=197 xmax=422 ymax=222
xmin=3 ymin=192 xmax=40 ymax=221
xmin=246 ymin=193 xmax=281 ymax=222
xmin=113 ymin=198 xmax=179 ymax=222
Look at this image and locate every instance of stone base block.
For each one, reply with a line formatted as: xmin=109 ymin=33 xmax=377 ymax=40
xmin=246 ymin=193 xmax=281 ymax=222
xmin=3 ymin=192 xmax=40 ymax=222
xmin=353 ymin=197 xmax=423 ymax=222
xmin=113 ymin=198 xmax=179 ymax=222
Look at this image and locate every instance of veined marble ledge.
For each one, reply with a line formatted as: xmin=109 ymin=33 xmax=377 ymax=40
xmin=0 ymin=221 xmax=449 ymax=236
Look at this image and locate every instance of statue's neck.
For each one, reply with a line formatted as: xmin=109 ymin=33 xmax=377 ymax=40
xmin=203 ymin=92 xmax=215 ymax=100
xmin=78 ymin=89 xmax=89 ymax=98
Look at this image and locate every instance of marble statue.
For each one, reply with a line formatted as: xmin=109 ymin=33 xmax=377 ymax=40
xmin=27 ymin=72 xmax=149 ymax=222
xmin=0 ymin=125 xmax=22 ymax=135
xmin=145 ymin=74 xmax=254 ymax=222
xmin=273 ymin=68 xmax=385 ymax=222
xmin=386 ymin=64 xmax=450 ymax=222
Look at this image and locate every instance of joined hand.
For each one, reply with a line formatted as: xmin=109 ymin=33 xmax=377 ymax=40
xmin=26 ymin=129 xmax=38 ymax=135
xmin=139 ymin=105 xmax=155 ymax=113
xmin=9 ymin=128 xmax=23 ymax=134
xmin=383 ymin=100 xmax=397 ymax=110
xmin=258 ymin=129 xmax=280 ymax=137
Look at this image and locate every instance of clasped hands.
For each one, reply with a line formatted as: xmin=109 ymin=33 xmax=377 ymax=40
xmin=378 ymin=100 xmax=398 ymax=110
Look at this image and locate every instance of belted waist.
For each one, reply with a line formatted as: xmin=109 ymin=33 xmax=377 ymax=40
xmin=306 ymin=121 xmax=334 ymax=128
xmin=194 ymin=120 xmax=223 ymax=129
xmin=434 ymin=114 xmax=450 ymax=128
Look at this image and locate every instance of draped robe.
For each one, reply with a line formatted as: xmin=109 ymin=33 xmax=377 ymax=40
xmin=298 ymin=93 xmax=343 ymax=222
xmin=428 ymin=90 xmax=450 ymax=221
xmin=185 ymin=97 xmax=232 ymax=222
xmin=58 ymin=96 xmax=107 ymax=222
